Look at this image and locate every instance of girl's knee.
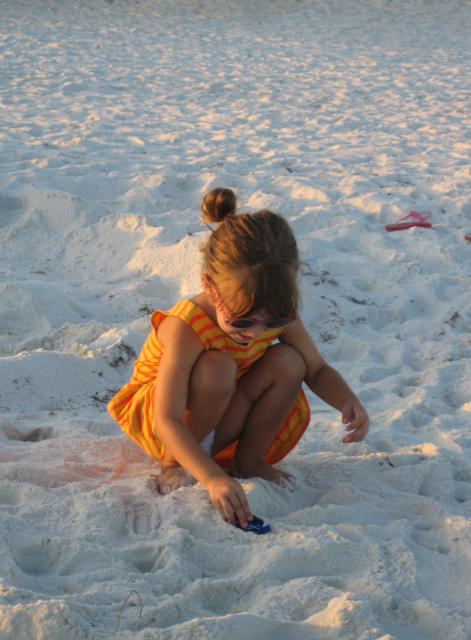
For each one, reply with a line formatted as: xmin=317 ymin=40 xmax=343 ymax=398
xmin=192 ymin=350 xmax=237 ymax=394
xmin=271 ymin=344 xmax=306 ymax=384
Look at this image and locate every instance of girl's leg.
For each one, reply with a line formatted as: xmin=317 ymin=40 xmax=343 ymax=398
xmin=211 ymin=344 xmax=306 ymax=482
xmin=155 ymin=350 xmax=236 ymax=493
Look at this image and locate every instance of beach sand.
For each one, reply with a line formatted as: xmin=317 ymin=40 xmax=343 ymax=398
xmin=0 ymin=0 xmax=470 ymax=638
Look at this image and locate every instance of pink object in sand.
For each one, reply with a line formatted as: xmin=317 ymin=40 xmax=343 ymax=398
xmin=385 ymin=210 xmax=433 ymax=232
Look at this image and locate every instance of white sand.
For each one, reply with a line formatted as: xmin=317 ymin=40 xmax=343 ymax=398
xmin=1 ymin=0 xmax=470 ymax=638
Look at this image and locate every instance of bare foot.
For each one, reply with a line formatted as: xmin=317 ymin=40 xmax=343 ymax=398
xmin=152 ymin=465 xmax=195 ymax=495
xmin=229 ymin=460 xmax=293 ymax=485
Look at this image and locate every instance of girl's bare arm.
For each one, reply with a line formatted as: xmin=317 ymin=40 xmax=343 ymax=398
xmin=154 ymin=317 xmax=252 ymax=524
xmin=154 ymin=316 xmax=225 ymax=483
xmin=280 ymin=317 xmax=369 ymax=442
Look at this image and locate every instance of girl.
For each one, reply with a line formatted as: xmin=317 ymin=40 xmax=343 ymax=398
xmin=108 ymin=188 xmax=369 ymax=528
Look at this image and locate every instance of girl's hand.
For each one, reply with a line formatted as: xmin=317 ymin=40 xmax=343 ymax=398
xmin=205 ymin=475 xmax=252 ymax=528
xmin=341 ymin=402 xmax=369 ymax=443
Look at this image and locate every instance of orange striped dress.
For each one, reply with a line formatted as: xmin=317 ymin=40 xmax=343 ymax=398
xmin=108 ymin=299 xmax=310 ymax=468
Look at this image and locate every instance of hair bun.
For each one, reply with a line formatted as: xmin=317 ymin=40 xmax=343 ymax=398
xmin=201 ymin=188 xmax=236 ymax=224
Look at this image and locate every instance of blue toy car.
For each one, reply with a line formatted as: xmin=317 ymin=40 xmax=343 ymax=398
xmin=236 ymin=514 xmax=271 ymax=535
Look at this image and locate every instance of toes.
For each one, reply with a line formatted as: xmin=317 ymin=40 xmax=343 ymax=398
xmin=153 ymin=467 xmax=195 ymax=495
xmin=154 ymin=475 xmax=165 ymax=495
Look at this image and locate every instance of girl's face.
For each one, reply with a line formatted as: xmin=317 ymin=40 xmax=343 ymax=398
xmin=216 ymin=306 xmax=271 ymax=344
xmin=209 ymin=283 xmax=290 ymax=344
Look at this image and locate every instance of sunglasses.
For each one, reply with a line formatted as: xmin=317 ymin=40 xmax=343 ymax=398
xmin=225 ymin=316 xmax=292 ymax=330
xmin=212 ymin=286 xmax=292 ymax=330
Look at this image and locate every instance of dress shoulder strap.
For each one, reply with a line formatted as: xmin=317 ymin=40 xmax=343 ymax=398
xmin=151 ymin=299 xmax=220 ymax=350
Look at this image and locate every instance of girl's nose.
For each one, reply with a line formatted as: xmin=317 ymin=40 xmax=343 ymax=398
xmin=246 ymin=324 xmax=265 ymax=338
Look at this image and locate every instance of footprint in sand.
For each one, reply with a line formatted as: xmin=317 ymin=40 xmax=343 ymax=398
xmin=124 ymin=500 xmax=154 ymax=536
xmin=0 ymin=284 xmax=51 ymax=355
xmin=1 ymin=426 xmax=53 ymax=442
xmin=359 ymin=366 xmax=398 ymax=384
xmin=453 ymin=482 xmax=471 ymax=504
xmin=410 ymin=522 xmax=452 ymax=556
xmin=0 ymin=485 xmax=22 ymax=506
xmin=418 ymin=460 xmax=455 ymax=501
xmin=384 ymin=451 xmax=427 ymax=468
xmin=446 ymin=461 xmax=471 ymax=505
xmin=0 ymin=192 xmax=24 ymax=229
xmin=451 ymin=461 xmax=471 ymax=484
xmin=120 ymin=544 xmax=165 ymax=574
xmin=11 ymin=537 xmax=65 ymax=576
xmin=400 ymin=407 xmax=433 ymax=429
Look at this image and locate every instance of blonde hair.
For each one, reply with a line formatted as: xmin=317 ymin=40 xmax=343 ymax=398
xmin=201 ymin=188 xmax=237 ymax=225
xmin=200 ymin=188 xmax=300 ymax=318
